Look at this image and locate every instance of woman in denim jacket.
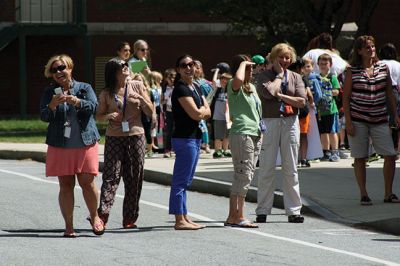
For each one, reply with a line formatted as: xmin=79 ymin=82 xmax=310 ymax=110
xmin=39 ymin=54 xmax=104 ymax=237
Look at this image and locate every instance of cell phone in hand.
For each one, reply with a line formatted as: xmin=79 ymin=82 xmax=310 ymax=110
xmin=54 ymin=87 xmax=62 ymax=95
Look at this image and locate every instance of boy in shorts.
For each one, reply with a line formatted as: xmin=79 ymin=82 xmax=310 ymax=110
xmin=316 ymin=53 xmax=341 ymax=162
xmin=210 ymin=72 xmax=233 ymax=158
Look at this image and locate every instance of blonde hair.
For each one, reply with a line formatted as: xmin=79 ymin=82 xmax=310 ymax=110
xmin=132 ymin=72 xmax=150 ymax=90
xmin=302 ymin=56 xmax=313 ymax=66
xmin=269 ymin=43 xmax=297 ymax=65
xmin=149 ymin=71 xmax=163 ymax=88
xmin=44 ymin=54 xmax=74 ymax=78
xmin=133 ymin=39 xmax=148 ymax=55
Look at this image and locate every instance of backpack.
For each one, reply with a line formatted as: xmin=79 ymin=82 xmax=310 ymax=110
xmin=318 ymin=74 xmax=333 ymax=113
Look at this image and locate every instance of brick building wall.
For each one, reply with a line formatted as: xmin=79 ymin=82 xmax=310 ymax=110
xmin=91 ymin=34 xmax=259 ymax=91
xmin=0 ymin=33 xmax=258 ymax=115
xmin=369 ymin=0 xmax=400 ymax=51
xmin=24 ymin=36 xmax=85 ymax=114
xmin=86 ymin=1 xmax=225 ymax=23
xmin=1 ymin=0 xmax=400 ymax=116
xmin=0 ymin=39 xmax=19 ymax=115
xmin=0 ymin=0 xmax=15 ymax=22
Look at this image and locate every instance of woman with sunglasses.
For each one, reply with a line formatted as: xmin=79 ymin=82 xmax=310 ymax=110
xmin=128 ymin=39 xmax=151 ymax=76
xmin=96 ymin=59 xmax=154 ymax=229
xmin=169 ymin=55 xmax=211 ymax=230
xmin=39 ymin=54 xmax=104 ymax=237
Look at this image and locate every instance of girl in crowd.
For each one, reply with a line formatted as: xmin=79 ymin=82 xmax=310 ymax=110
xmin=169 ymin=55 xmax=211 ymax=230
xmin=40 ymin=54 xmax=104 ymax=237
xmin=194 ymin=60 xmax=213 ymax=154
xmin=114 ymin=41 xmax=131 ymax=61
xmin=132 ymin=72 xmax=157 ymax=158
xmin=343 ymin=36 xmax=400 ymax=205
xmin=255 ymin=43 xmax=307 ymax=223
xmin=162 ymin=68 xmax=176 ymax=158
xmin=149 ymin=71 xmax=164 ymax=150
xmin=97 ymin=59 xmax=154 ymax=228
xmin=224 ymin=54 xmax=260 ymax=228
xmin=288 ymin=57 xmax=315 ymax=168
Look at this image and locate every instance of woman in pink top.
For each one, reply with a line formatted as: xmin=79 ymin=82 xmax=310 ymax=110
xmin=96 ymin=59 xmax=154 ymax=229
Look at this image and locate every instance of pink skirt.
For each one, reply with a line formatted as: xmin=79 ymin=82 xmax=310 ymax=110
xmin=46 ymin=143 xmax=99 ymax=177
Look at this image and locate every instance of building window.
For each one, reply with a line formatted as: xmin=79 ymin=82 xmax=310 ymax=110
xmin=16 ymin=0 xmax=73 ymax=24
xmin=95 ymin=56 xmax=113 ymax=95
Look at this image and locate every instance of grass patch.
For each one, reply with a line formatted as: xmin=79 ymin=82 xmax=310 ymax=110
xmin=0 ymin=118 xmax=107 ymax=144
xmin=0 ymin=119 xmax=48 ymax=132
xmin=0 ymin=135 xmax=46 ymax=143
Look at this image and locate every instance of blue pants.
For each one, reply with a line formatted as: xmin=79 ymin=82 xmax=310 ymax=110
xmin=169 ymin=138 xmax=201 ymax=214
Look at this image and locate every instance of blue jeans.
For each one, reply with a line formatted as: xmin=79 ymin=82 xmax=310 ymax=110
xmin=169 ymin=138 xmax=201 ymax=214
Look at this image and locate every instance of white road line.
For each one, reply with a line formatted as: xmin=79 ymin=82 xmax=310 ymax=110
xmin=1 ymin=168 xmax=399 ymax=266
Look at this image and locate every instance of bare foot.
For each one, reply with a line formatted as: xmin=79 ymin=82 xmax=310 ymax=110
xmin=63 ymin=229 xmax=77 ymax=238
xmin=184 ymin=216 xmax=206 ymax=229
xmin=174 ymin=221 xmax=201 ymax=230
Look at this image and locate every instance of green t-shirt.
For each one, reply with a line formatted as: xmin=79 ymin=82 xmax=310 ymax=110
xmin=318 ymin=74 xmax=340 ymax=116
xmin=227 ymin=80 xmax=261 ymax=136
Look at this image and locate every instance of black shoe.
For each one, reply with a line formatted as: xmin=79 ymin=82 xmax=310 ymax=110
xmin=255 ymin=214 xmax=267 ymax=223
xmin=361 ymin=196 xmax=373 ymax=205
xmin=300 ymin=159 xmax=311 ymax=168
xmin=288 ymin=215 xmax=304 ymax=223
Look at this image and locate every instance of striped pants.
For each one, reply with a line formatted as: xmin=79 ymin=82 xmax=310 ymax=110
xmin=98 ymin=134 xmax=145 ymax=225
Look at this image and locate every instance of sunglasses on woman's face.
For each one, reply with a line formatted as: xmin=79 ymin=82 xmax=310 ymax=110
xmin=50 ymin=64 xmax=67 ymax=74
xmin=120 ymin=62 xmax=129 ymax=68
xmin=179 ymin=61 xmax=195 ymax=69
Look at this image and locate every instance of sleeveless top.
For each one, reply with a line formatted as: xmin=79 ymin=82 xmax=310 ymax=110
xmin=350 ymin=62 xmax=389 ymax=124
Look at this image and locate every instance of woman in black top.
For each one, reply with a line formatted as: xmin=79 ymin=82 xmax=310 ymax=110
xmin=169 ymin=55 xmax=211 ymax=230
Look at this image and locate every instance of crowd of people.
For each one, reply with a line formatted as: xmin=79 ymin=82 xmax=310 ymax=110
xmin=39 ymin=33 xmax=400 ymax=236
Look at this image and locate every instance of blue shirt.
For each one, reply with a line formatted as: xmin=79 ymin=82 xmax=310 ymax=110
xmin=40 ymin=80 xmax=100 ymax=147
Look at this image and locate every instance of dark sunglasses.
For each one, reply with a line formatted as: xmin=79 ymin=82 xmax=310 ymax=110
xmin=140 ymin=48 xmax=148 ymax=52
xmin=179 ymin=61 xmax=195 ymax=69
xmin=50 ymin=65 xmax=67 ymax=74
xmin=119 ymin=62 xmax=129 ymax=68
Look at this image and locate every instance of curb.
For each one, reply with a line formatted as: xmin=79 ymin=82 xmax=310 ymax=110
xmin=0 ymin=150 xmax=46 ymax=163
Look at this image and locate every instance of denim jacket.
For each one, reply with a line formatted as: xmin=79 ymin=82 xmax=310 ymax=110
xmin=39 ymin=80 xmax=100 ymax=147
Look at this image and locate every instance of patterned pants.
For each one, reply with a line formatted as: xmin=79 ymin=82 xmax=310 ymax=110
xmin=98 ymin=134 xmax=145 ymax=225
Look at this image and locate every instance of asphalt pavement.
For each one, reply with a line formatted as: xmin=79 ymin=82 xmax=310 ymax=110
xmin=3 ymin=159 xmax=400 ymax=265
xmin=0 ymin=142 xmax=399 ymax=236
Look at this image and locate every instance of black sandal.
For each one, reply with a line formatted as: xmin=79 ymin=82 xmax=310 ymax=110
xmin=288 ymin=215 xmax=304 ymax=223
xmin=384 ymin=194 xmax=400 ymax=203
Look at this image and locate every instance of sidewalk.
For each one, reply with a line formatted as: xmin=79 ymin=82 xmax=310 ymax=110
xmin=0 ymin=142 xmax=399 ymax=235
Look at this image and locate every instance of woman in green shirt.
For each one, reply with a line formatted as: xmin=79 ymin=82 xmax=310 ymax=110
xmin=225 ymin=54 xmax=261 ymax=228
